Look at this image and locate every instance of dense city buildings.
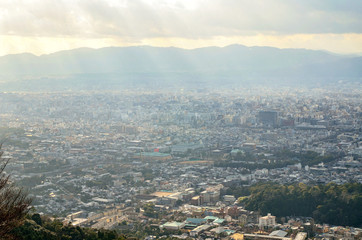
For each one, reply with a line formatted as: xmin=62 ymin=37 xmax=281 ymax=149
xmin=0 ymin=86 xmax=361 ymax=239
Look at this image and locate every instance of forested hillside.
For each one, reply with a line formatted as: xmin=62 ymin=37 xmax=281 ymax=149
xmin=234 ymin=182 xmax=362 ymax=227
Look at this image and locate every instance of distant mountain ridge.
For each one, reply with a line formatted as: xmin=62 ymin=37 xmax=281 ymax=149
xmin=0 ymin=45 xmax=361 ymax=90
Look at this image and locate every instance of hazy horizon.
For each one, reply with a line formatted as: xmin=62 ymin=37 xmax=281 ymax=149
xmin=2 ymin=43 xmax=362 ymax=58
xmin=1 ymin=0 xmax=362 ymax=56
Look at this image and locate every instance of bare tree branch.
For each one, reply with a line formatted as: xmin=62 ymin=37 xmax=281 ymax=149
xmin=0 ymin=146 xmax=32 ymax=238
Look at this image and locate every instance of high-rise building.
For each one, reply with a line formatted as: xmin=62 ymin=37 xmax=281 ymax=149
xmin=258 ymin=110 xmax=278 ymax=127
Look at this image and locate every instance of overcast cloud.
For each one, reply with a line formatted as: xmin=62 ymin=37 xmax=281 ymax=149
xmin=1 ymin=0 xmax=361 ymax=38
xmin=1 ymin=0 xmax=361 ymax=56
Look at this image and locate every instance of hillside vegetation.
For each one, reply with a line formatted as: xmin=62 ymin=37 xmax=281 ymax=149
xmin=236 ymin=182 xmax=362 ymax=227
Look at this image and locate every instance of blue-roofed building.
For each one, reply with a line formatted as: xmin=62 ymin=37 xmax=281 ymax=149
xmin=186 ymin=218 xmax=207 ymax=225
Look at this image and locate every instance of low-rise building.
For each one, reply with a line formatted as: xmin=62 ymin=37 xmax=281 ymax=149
xmin=259 ymin=213 xmax=276 ymax=228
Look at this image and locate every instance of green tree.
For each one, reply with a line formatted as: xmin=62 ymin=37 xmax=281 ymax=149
xmin=143 ymin=203 xmax=159 ymax=218
xmin=31 ymin=213 xmax=42 ymax=226
xmin=242 ymin=182 xmax=362 ymax=227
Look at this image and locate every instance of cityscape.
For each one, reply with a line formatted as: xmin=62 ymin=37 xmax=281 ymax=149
xmin=1 ymin=86 xmax=361 ymax=239
xmin=1 ymin=0 xmax=362 ymax=239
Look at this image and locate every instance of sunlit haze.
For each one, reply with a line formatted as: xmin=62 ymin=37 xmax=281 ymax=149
xmin=1 ymin=0 xmax=362 ymax=56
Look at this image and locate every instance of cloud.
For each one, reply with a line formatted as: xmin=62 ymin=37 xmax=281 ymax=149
xmin=0 ymin=0 xmax=361 ymax=39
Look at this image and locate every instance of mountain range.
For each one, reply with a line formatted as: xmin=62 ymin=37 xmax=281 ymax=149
xmin=0 ymin=45 xmax=361 ymax=91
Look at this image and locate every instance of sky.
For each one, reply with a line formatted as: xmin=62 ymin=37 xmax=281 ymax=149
xmin=0 ymin=0 xmax=362 ymax=56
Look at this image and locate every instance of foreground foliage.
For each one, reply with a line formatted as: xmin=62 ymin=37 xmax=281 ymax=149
xmin=237 ymin=182 xmax=362 ymax=227
xmin=13 ymin=215 xmax=175 ymax=240
xmin=12 ymin=215 xmax=124 ymax=240
xmin=0 ymin=150 xmax=32 ymax=239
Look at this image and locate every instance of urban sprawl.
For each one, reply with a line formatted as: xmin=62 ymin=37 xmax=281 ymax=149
xmin=1 ymin=87 xmax=361 ymax=240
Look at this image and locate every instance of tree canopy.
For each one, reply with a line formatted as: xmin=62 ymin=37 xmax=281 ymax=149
xmin=239 ymin=182 xmax=362 ymax=227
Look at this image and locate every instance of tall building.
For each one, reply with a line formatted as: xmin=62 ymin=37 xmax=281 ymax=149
xmin=258 ymin=110 xmax=278 ymax=127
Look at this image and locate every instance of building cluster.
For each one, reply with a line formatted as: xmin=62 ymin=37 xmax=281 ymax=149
xmin=0 ymin=87 xmax=361 ymax=238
